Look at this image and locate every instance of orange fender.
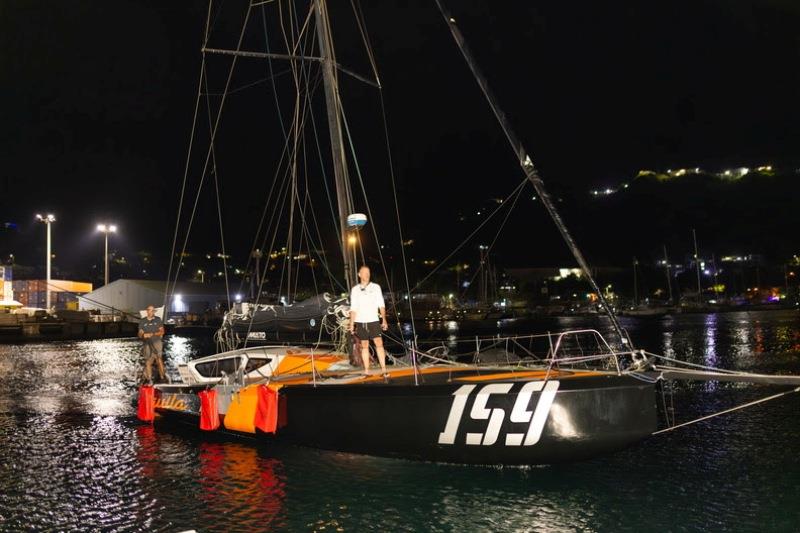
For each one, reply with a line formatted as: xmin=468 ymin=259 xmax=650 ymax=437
xmin=223 ymin=385 xmax=260 ymax=434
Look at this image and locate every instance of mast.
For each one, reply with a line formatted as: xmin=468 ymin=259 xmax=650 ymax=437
xmin=692 ymin=228 xmax=702 ymax=304
xmin=314 ymin=0 xmax=355 ymax=290
xmin=663 ymin=245 xmax=673 ymax=304
xmin=632 ymin=257 xmax=639 ymax=307
xmin=435 ymin=1 xmax=631 ymax=347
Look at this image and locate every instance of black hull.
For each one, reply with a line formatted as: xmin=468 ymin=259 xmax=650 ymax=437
xmin=275 ymin=376 xmax=656 ymax=465
xmin=154 ymin=373 xmax=657 ymax=465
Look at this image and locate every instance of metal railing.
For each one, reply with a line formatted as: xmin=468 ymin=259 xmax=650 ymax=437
xmin=414 ymin=328 xmax=632 ymax=375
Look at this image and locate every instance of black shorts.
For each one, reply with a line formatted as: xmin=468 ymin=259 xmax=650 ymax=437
xmin=355 ymin=321 xmax=382 ymax=340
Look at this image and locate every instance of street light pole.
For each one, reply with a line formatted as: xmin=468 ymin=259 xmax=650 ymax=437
xmin=36 ymin=214 xmax=56 ymax=310
xmin=104 ymin=231 xmax=109 ymax=286
xmin=96 ymin=224 xmax=117 ymax=286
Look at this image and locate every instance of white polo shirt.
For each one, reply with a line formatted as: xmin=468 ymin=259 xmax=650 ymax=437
xmin=349 ymin=282 xmax=385 ymax=323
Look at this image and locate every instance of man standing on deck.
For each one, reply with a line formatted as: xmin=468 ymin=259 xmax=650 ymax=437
xmin=349 ymin=265 xmax=389 ymax=376
xmin=139 ymin=304 xmax=166 ymax=383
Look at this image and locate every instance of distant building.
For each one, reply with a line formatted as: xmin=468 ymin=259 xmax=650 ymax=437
xmin=12 ymin=279 xmax=93 ymax=310
xmin=78 ymin=279 xmax=231 ymax=317
xmin=0 ymin=266 xmax=12 ymax=303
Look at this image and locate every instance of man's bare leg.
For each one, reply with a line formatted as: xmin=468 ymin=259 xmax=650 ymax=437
xmin=142 ymin=343 xmax=152 ymax=383
xmin=150 ymin=339 xmax=166 ymax=381
xmin=155 ymin=356 xmax=166 ymax=381
xmin=143 ymin=357 xmax=153 ymax=384
xmin=374 ymin=336 xmax=387 ymax=374
xmin=360 ymin=340 xmax=371 ymax=373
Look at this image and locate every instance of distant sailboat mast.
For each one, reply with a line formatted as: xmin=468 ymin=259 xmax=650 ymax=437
xmin=663 ymin=245 xmax=673 ymax=304
xmin=692 ymin=228 xmax=702 ymax=304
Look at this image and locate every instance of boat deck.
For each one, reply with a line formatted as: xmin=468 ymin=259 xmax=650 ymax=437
xmin=155 ymin=364 xmax=620 ymax=394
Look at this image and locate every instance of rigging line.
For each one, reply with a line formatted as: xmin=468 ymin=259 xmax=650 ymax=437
xmin=252 ymin=74 xmax=321 ymax=307
xmin=300 ymin=112 xmax=337 ymax=293
xmin=293 ymin=191 xmax=312 ymax=298
xmin=308 ymin=78 xmax=343 ymax=261
xmin=298 ymin=177 xmax=320 ymax=296
xmin=202 ymin=60 xmax=231 ymax=311
xmin=435 ymin=0 xmax=630 ymax=348
xmin=239 ymin=20 xmax=320 ymax=297
xmin=286 ymin=0 xmax=319 ymax=300
xmin=260 ymin=4 xmax=288 ymax=139
xmin=297 ymin=128 xmax=323 ymax=296
xmin=294 ymin=128 xmax=310 ymax=299
xmin=163 ymin=0 xmax=214 ymax=313
xmin=292 ymin=26 xmax=340 ymax=293
xmin=459 ymin=179 xmax=528 ymax=300
xmin=252 ymin=70 xmax=322 ymax=289
xmin=293 ymin=25 xmax=343 ymax=285
xmin=652 ymin=387 xmax=800 ymax=435
xmin=243 ymin=169 xmax=295 ymax=346
xmin=300 ymin=140 xmax=346 ymax=292
xmin=170 ymin=3 xmax=254 ymax=301
xmin=206 ymin=0 xmax=229 ymax=45
xmin=235 ymin=3 xmax=298 ymax=296
xmin=338 ymin=100 xmax=397 ymax=299
xmin=203 ymin=69 xmax=292 ymax=96
xmin=235 ymin=127 xmax=292 ymax=297
xmin=335 ymin=65 xmax=380 ymax=88
xmin=339 ymin=98 xmax=416 ymax=368
xmin=281 ymin=70 xmax=302 ymax=303
xmin=377 ymin=87 xmax=418 ymax=343
xmin=349 ymin=0 xmax=381 ymax=87
xmin=412 ymin=176 xmax=529 ymax=292
xmin=646 ymin=352 xmax=740 ymax=374
xmin=303 ymin=191 xmax=341 ymax=292
xmin=281 ymin=0 xmax=314 ymax=59
xmin=259 ymin=157 xmax=295 ymax=294
xmin=278 ymin=17 xmax=314 ymax=302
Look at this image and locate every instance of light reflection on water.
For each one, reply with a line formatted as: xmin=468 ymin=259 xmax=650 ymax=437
xmin=0 ymin=312 xmax=798 ymax=531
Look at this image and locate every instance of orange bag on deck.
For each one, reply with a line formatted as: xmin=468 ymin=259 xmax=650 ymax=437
xmin=198 ymin=389 xmax=220 ymax=431
xmin=137 ymin=385 xmax=155 ymax=423
xmin=254 ymin=385 xmax=279 ymax=434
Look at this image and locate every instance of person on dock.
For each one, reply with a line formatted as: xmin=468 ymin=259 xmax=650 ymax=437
xmin=349 ymin=265 xmax=389 ymax=376
xmin=139 ymin=305 xmax=166 ymax=383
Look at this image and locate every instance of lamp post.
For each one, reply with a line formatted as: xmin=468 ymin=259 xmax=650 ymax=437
xmin=35 ymin=214 xmax=55 ymax=310
xmin=96 ymin=224 xmax=117 ymax=286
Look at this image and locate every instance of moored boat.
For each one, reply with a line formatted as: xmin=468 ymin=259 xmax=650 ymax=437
xmin=143 ymin=0 xmax=800 ymax=467
xmin=153 ymin=330 xmax=657 ymax=465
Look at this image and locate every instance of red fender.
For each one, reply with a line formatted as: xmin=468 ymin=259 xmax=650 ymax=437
xmin=198 ymin=389 xmax=220 ymax=431
xmin=254 ymin=385 xmax=280 ymax=434
xmin=137 ymin=385 xmax=155 ymax=423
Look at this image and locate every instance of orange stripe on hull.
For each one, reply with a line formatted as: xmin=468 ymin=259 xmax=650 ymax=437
xmin=455 ymin=370 xmax=603 ymax=382
xmin=357 ymin=366 xmax=474 ymax=383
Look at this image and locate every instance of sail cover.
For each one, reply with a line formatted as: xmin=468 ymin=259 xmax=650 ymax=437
xmin=225 ymin=293 xmax=347 ymax=335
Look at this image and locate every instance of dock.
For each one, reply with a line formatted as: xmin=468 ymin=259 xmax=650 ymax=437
xmin=0 ymin=312 xmax=138 ymax=343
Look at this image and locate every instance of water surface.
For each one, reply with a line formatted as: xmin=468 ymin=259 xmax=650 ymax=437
xmin=1 ymin=311 xmax=799 ymax=531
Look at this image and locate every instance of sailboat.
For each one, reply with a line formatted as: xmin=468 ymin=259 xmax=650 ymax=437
xmin=620 ymin=257 xmax=671 ymax=318
xmin=146 ymin=0 xmax=800 ymax=465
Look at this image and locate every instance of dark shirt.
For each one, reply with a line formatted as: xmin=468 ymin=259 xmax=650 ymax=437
xmin=139 ymin=316 xmax=163 ymax=335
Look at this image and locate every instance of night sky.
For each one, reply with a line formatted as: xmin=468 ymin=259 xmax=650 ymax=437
xmin=1 ymin=1 xmax=799 ymax=285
